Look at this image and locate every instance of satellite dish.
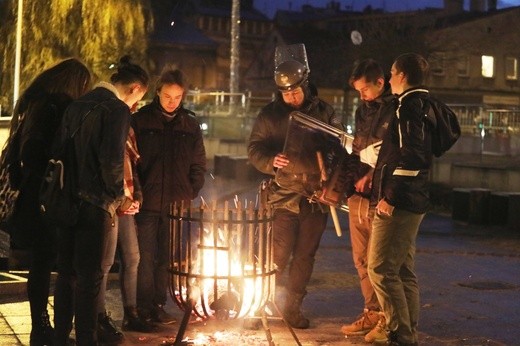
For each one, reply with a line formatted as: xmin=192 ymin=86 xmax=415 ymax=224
xmin=351 ymin=30 xmax=363 ymax=45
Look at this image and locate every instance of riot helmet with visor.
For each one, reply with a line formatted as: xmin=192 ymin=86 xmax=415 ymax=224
xmin=274 ymin=44 xmax=310 ymax=91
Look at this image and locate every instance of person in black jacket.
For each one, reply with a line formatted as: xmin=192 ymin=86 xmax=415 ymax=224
xmin=5 ymin=58 xmax=91 ymax=346
xmin=367 ymin=53 xmax=432 ymax=346
xmin=340 ymin=59 xmax=395 ymax=342
xmin=132 ymin=68 xmax=206 ymax=324
xmin=248 ymin=44 xmax=343 ymax=329
xmin=53 ymin=56 xmax=149 ymax=346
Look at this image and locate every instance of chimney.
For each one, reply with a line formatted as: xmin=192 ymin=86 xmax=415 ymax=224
xmin=488 ymin=0 xmax=497 ymax=11
xmin=443 ymin=0 xmax=464 ymax=14
xmin=470 ymin=0 xmax=486 ymax=12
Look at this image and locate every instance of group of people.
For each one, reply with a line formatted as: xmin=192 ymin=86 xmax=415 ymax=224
xmin=248 ymin=47 xmax=432 ymax=346
xmin=338 ymin=54 xmax=432 ymax=346
xmin=4 ymin=44 xmax=433 ymax=346
xmin=4 ymin=56 xmax=206 ymax=345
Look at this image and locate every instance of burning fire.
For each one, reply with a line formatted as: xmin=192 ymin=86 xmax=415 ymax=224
xmin=186 ymin=225 xmax=266 ymax=319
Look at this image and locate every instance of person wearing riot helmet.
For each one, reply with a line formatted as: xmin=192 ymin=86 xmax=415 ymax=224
xmin=248 ymin=44 xmax=343 ymax=329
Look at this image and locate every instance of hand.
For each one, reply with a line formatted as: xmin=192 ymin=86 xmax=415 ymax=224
xmin=376 ymin=198 xmax=394 ymax=216
xmin=273 ymin=153 xmax=289 ymax=169
xmin=354 ymin=174 xmax=372 ymax=194
xmin=122 ymin=200 xmax=140 ymax=215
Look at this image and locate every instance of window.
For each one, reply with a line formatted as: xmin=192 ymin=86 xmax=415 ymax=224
xmin=457 ymin=55 xmax=469 ymax=77
xmin=481 ymin=55 xmax=494 ymax=78
xmin=505 ymin=57 xmax=518 ymax=80
xmin=430 ymin=52 xmax=445 ymax=75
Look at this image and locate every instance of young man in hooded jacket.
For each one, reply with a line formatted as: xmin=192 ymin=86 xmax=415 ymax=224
xmin=341 ymin=59 xmax=396 ymax=343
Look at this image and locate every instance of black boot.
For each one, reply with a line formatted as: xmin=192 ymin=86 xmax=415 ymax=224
xmin=30 ymin=310 xmax=54 ymax=346
xmin=122 ymin=306 xmax=156 ymax=333
xmin=283 ymin=291 xmax=310 ymax=329
xmin=97 ymin=311 xmax=124 ymax=344
xmin=151 ymin=304 xmax=176 ymax=325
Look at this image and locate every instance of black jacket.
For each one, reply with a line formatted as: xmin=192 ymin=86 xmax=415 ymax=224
xmin=9 ymin=92 xmax=73 ymax=247
xmin=61 ymin=84 xmax=129 ymax=217
xmin=248 ymin=91 xmax=343 ymax=213
xmin=371 ymin=87 xmax=432 ymax=213
xmin=131 ymin=98 xmax=206 ymax=213
xmin=349 ymin=87 xmax=396 ymax=198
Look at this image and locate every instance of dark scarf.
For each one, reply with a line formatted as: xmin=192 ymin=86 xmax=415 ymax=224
xmin=154 ymin=96 xmax=181 ymax=121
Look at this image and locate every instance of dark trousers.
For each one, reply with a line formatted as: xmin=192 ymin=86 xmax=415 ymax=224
xmin=54 ymin=203 xmax=116 ymax=346
xmin=10 ymin=177 xmax=57 ymax=327
xmin=135 ymin=212 xmax=170 ymax=312
xmin=273 ymin=200 xmax=328 ymax=295
xmin=28 ymin=223 xmax=57 ymax=325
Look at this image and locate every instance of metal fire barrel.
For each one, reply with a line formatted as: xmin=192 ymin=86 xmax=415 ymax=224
xmin=169 ymin=200 xmax=275 ymax=320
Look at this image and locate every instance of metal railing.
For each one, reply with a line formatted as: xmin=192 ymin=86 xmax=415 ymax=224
xmin=3 ymin=92 xmax=520 ymax=140
xmin=448 ymin=104 xmax=520 ymax=135
xmin=184 ymin=90 xmax=275 ymax=117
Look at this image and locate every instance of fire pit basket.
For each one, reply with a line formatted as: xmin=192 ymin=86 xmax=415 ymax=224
xmin=169 ymin=200 xmax=301 ymax=345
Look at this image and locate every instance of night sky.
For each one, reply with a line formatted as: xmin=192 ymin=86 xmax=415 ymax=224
xmin=254 ymin=0 xmax=519 ymax=18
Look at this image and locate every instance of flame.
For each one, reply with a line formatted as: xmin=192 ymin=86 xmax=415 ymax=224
xmin=188 ymin=226 xmax=265 ymax=319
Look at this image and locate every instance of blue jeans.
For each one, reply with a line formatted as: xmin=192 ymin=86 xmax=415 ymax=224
xmin=368 ymin=208 xmax=424 ymax=344
xmin=96 ymin=214 xmax=140 ymax=314
xmin=97 ymin=216 xmax=118 ymax=314
xmin=117 ymin=214 xmax=140 ymax=307
xmin=135 ymin=212 xmax=170 ymax=311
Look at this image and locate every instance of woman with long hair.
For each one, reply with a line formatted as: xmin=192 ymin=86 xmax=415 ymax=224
xmin=7 ymin=58 xmax=91 ymax=346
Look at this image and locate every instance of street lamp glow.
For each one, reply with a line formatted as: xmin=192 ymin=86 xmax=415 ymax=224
xmin=13 ymin=0 xmax=24 ymax=110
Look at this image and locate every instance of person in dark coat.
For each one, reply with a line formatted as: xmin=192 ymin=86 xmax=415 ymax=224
xmin=53 ymin=56 xmax=149 ymax=346
xmin=367 ymin=53 xmax=432 ymax=346
xmin=131 ymin=68 xmax=206 ymax=324
xmin=248 ymin=44 xmax=344 ymax=329
xmin=340 ymin=59 xmax=395 ymax=343
xmin=6 ymin=58 xmax=91 ymax=346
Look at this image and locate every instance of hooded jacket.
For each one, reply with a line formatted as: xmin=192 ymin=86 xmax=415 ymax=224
xmin=131 ymin=98 xmax=206 ymax=214
xmin=371 ymin=87 xmax=432 ymax=213
xmin=349 ymin=85 xmax=396 ymax=198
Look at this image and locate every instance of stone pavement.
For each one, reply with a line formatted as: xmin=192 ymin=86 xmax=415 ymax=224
xmin=1 ymin=172 xmax=520 ymax=345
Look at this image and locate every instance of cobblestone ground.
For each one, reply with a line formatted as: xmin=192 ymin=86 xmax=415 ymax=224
xmin=1 ymin=174 xmax=520 ymax=345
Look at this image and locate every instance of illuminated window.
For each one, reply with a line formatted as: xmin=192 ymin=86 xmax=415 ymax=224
xmin=457 ymin=55 xmax=469 ymax=76
xmin=481 ymin=55 xmax=494 ymax=78
xmin=430 ymin=52 xmax=445 ymax=75
xmin=506 ymin=57 xmax=518 ymax=80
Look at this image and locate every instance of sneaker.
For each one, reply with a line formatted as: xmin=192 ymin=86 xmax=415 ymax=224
xmin=151 ymin=304 xmax=177 ymax=325
xmin=340 ymin=309 xmax=380 ymax=335
xmin=364 ymin=314 xmax=387 ymax=343
xmin=98 ymin=311 xmax=124 ymax=344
